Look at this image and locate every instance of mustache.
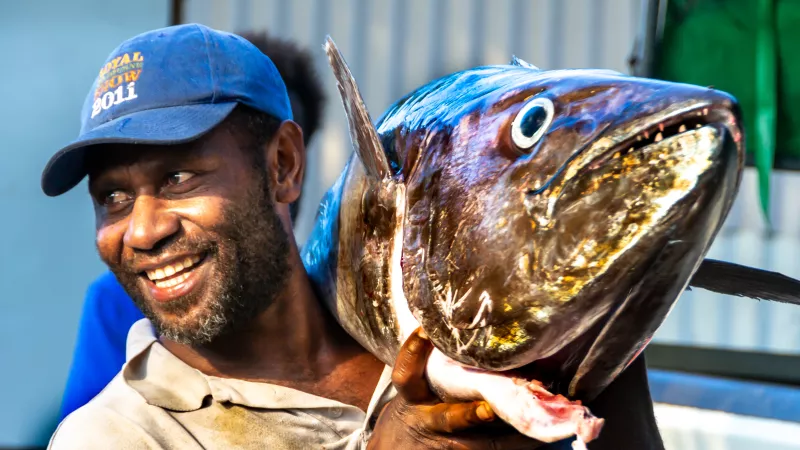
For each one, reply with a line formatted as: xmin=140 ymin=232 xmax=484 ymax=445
xmin=118 ymin=235 xmax=218 ymax=273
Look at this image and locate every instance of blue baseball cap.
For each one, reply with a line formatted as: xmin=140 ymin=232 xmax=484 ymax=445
xmin=41 ymin=23 xmax=293 ymax=197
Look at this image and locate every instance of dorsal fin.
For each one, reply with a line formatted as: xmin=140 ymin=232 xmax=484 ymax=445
xmin=324 ymin=36 xmax=392 ymax=180
xmin=689 ymin=259 xmax=800 ymax=306
xmin=510 ymin=55 xmax=540 ymax=70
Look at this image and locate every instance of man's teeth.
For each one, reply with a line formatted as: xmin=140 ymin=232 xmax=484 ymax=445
xmin=147 ymin=255 xmax=202 ymax=282
xmin=154 ymin=272 xmax=191 ymax=289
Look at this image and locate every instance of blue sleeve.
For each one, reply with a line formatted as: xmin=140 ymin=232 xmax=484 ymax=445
xmin=59 ymin=270 xmax=145 ymax=419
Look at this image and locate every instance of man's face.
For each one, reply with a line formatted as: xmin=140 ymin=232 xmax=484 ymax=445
xmin=88 ymin=124 xmax=291 ymax=345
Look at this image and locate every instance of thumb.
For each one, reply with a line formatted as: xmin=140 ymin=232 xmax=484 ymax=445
xmin=392 ymin=327 xmax=435 ymax=403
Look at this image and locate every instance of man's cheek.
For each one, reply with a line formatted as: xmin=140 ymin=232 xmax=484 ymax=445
xmin=171 ymin=197 xmax=229 ymax=230
xmin=95 ymin=223 xmax=126 ymax=265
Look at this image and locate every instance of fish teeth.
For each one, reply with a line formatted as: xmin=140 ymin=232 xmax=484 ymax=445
xmin=654 ymin=132 xmax=663 ymax=142
xmin=678 ymin=124 xmax=687 ymax=133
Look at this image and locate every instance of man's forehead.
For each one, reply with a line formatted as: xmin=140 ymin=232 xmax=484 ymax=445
xmin=86 ymin=125 xmax=235 ymax=176
xmin=87 ymin=141 xmax=195 ymax=174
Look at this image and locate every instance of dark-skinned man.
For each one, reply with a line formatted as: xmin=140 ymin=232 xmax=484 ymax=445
xmin=57 ymin=30 xmax=327 ymax=421
xmin=43 ymin=24 xmax=664 ymax=449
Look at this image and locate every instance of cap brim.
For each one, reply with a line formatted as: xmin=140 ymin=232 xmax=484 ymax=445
xmin=41 ymin=102 xmax=239 ymax=197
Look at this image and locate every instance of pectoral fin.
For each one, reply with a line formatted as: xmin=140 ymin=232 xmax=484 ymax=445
xmin=689 ymin=259 xmax=800 ymax=306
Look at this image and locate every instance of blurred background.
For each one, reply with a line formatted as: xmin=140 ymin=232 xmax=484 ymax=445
xmin=2 ymin=0 xmax=800 ymax=448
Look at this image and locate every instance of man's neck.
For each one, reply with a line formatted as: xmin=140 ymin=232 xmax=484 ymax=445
xmin=161 ymin=248 xmax=385 ymax=409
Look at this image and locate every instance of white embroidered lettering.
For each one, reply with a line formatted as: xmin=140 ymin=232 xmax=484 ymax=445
xmin=113 ymin=85 xmax=125 ymax=105
xmin=126 ymin=82 xmax=138 ymax=101
xmin=101 ymin=92 xmax=115 ymax=110
xmin=91 ymin=98 xmax=102 ymax=118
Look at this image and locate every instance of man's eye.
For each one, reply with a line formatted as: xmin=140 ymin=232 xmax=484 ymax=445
xmin=103 ymin=190 xmax=132 ymax=206
xmin=166 ymin=171 xmax=195 ymax=186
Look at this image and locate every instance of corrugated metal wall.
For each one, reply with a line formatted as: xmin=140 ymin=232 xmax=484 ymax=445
xmin=181 ymin=0 xmax=800 ymax=356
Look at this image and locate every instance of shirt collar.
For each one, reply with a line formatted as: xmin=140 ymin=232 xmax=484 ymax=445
xmin=122 ymin=318 xmax=395 ymax=415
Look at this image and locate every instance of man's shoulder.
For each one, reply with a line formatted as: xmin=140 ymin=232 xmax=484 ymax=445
xmin=49 ymin=403 xmax=151 ymax=449
xmin=49 ymin=375 xmax=189 ymax=450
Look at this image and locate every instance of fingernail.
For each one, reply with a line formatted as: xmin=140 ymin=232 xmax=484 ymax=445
xmin=418 ymin=328 xmax=428 ymax=340
xmin=476 ymin=402 xmax=494 ymax=421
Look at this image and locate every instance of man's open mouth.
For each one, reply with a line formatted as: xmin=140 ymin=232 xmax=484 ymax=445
xmin=140 ymin=253 xmax=209 ymax=302
xmin=145 ymin=254 xmax=204 ymax=288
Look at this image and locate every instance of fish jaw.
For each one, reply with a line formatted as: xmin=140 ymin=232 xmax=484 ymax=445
xmin=566 ymin=123 xmax=741 ymax=400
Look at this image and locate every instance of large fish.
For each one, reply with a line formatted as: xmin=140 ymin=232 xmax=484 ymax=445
xmin=301 ymin=37 xmax=800 ymax=447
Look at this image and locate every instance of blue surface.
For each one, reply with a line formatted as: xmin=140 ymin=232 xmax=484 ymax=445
xmin=648 ymin=368 xmax=800 ymax=423
xmin=0 ymin=2 xmax=167 ymax=446
xmin=59 ymin=272 xmax=144 ymax=420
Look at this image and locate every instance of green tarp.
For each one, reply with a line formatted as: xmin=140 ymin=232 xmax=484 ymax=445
xmin=652 ymin=0 xmax=800 ymax=221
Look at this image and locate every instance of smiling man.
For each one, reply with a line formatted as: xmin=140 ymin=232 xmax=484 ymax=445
xmin=56 ymin=32 xmax=329 ymax=421
xmin=43 ymin=23 xmax=664 ymax=450
xmin=41 ymin=23 xmax=522 ymax=449
xmin=42 ymin=24 xmax=394 ymax=449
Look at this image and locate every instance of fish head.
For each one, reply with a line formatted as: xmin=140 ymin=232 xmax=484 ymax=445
xmin=393 ymin=65 xmax=744 ymax=395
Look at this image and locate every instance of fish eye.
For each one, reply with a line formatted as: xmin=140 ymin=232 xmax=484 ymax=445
xmin=510 ymin=97 xmax=554 ymax=152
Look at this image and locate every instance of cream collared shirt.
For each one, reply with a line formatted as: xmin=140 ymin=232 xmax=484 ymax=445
xmin=48 ymin=319 xmax=396 ymax=450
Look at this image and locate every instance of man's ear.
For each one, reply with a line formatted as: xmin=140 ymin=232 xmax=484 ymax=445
xmin=266 ymin=120 xmax=305 ymax=205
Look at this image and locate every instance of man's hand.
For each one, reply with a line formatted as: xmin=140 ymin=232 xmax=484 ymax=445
xmin=367 ymin=328 xmax=542 ymax=450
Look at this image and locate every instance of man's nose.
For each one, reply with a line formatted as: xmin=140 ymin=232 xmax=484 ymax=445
xmin=123 ymin=195 xmax=180 ymax=251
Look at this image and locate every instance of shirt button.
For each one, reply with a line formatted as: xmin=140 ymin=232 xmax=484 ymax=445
xmin=331 ymin=407 xmax=343 ymax=418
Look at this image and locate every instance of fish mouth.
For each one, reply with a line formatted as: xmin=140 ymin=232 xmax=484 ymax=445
xmin=526 ymin=99 xmax=741 ymax=203
xmin=573 ymin=98 xmax=741 ymax=186
xmin=585 ymin=107 xmax=722 ymax=172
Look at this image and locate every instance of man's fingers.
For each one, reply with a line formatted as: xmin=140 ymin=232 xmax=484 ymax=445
xmin=420 ymin=401 xmax=496 ymax=434
xmin=392 ymin=327 xmax=435 ymax=403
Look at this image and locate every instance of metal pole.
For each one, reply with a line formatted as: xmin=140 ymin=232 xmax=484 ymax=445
xmin=170 ymin=0 xmax=184 ymax=25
